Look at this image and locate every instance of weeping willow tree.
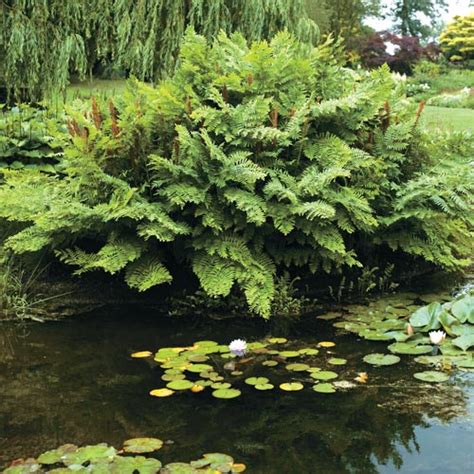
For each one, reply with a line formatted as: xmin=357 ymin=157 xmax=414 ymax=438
xmin=0 ymin=0 xmax=319 ymax=101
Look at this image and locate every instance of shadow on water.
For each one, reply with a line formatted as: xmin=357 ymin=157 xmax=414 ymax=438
xmin=0 ymin=305 xmax=473 ymax=473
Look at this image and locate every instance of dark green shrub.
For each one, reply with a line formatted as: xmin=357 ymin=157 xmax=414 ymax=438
xmin=0 ymin=31 xmax=472 ymax=317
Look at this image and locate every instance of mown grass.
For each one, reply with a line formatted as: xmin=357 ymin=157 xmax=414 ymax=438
xmin=422 ymin=106 xmax=474 ymax=132
xmin=58 ymin=79 xmax=473 ymax=133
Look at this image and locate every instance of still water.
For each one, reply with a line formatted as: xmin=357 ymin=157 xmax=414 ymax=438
xmin=0 ymin=305 xmax=473 ymax=473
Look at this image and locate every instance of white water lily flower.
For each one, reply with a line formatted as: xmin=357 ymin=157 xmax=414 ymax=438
xmin=429 ymin=330 xmax=446 ymax=345
xmin=229 ymin=339 xmax=247 ymax=357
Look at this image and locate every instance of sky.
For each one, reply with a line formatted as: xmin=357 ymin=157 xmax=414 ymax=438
xmin=365 ymin=0 xmax=473 ymax=32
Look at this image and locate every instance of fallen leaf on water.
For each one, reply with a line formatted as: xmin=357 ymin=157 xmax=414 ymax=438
xmin=354 ymin=372 xmax=368 ymax=383
xmin=131 ymin=351 xmax=153 ymax=358
xmin=149 ymin=388 xmax=175 ymax=397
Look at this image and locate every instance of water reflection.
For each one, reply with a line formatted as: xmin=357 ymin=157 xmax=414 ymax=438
xmin=0 ymin=309 xmax=473 ymax=473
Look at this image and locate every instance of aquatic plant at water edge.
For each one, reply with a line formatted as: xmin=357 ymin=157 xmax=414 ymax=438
xmin=3 ymin=437 xmax=246 ymax=473
xmin=0 ymin=31 xmax=472 ymax=317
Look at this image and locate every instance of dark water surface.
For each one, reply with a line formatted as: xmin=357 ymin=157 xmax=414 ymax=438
xmin=0 ymin=305 xmax=473 ymax=473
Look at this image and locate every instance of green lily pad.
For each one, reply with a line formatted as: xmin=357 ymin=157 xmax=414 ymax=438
xmin=254 ymin=383 xmax=274 ymax=390
xmin=231 ymin=370 xmax=243 ymax=376
xmin=63 ymin=444 xmax=117 ymax=465
xmin=363 ymin=353 xmax=400 ymax=366
xmin=451 ymin=295 xmax=474 ymax=323
xmin=123 ymin=438 xmax=163 ymax=454
xmin=262 ymin=360 xmax=278 ymax=367
xmin=414 ymin=355 xmax=443 ymax=365
xmin=279 ymin=382 xmax=304 ymax=391
xmin=166 ymin=380 xmax=195 ymax=390
xmin=413 ymin=371 xmax=450 ymax=383
xmin=188 ymin=355 xmax=209 ymax=363
xmin=298 ymin=348 xmax=319 ymax=355
xmin=245 ymin=377 xmax=269 ymax=386
xmin=388 ymin=342 xmax=432 ymax=355
xmin=211 ymin=382 xmax=231 ymax=390
xmin=317 ymin=312 xmax=342 ymax=320
xmin=285 ymin=363 xmax=310 ymax=371
xmin=186 ymin=364 xmax=214 ymax=373
xmin=162 ymin=373 xmax=186 ymax=381
xmin=454 ymin=356 xmax=474 ymax=368
xmin=310 ymin=371 xmax=338 ymax=380
xmin=313 ymin=383 xmax=336 ymax=393
xmin=279 ymin=351 xmax=300 ymax=358
xmin=110 ymin=455 xmax=162 ymax=473
xmin=38 ymin=444 xmax=78 ymax=464
xmin=328 ymin=358 xmax=347 ymax=365
xmin=359 ymin=330 xmax=394 ymax=341
xmin=162 ymin=462 xmax=197 ymax=473
xmin=268 ymin=337 xmax=287 ymax=344
xmin=409 ymin=302 xmax=442 ymax=330
xmin=212 ymin=388 xmax=241 ymax=399
xmin=451 ymin=334 xmax=474 ymax=352
xmin=195 ymin=340 xmax=218 ymax=347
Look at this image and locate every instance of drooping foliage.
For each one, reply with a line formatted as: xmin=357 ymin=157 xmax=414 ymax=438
xmin=439 ymin=12 xmax=474 ymax=63
xmin=0 ymin=0 xmax=318 ymax=100
xmin=0 ymin=31 xmax=472 ymax=317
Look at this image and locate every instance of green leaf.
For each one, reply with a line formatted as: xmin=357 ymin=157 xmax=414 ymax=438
xmin=123 ymin=438 xmax=163 ymax=454
xmin=409 ymin=302 xmax=442 ymax=330
xmin=451 ymin=334 xmax=474 ymax=352
xmin=309 ymin=371 xmax=338 ymax=380
xmin=413 ymin=371 xmax=450 ymax=383
xmin=451 ymin=295 xmax=474 ymax=323
xmin=212 ymin=388 xmax=241 ymax=399
xmin=388 ymin=342 xmax=432 ymax=355
xmin=312 ymin=383 xmax=336 ymax=393
xmin=166 ymin=380 xmax=194 ymax=390
xmin=363 ymin=353 xmax=400 ymax=366
xmin=279 ymin=382 xmax=304 ymax=391
xmin=245 ymin=377 xmax=269 ymax=385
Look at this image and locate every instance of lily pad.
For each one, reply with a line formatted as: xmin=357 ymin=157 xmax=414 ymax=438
xmin=38 ymin=444 xmax=78 ymax=464
xmin=363 ymin=353 xmax=400 ymax=366
xmin=110 ymin=455 xmax=162 ymax=473
xmin=166 ymin=380 xmax=194 ymax=390
xmin=285 ymin=363 xmax=310 ymax=371
xmin=268 ymin=337 xmax=287 ymax=344
xmin=162 ymin=373 xmax=186 ymax=381
xmin=262 ymin=360 xmax=278 ymax=367
xmin=279 ymin=382 xmax=304 ymax=391
xmin=451 ymin=334 xmax=474 ymax=352
xmin=245 ymin=377 xmax=269 ymax=386
xmin=162 ymin=462 xmax=197 ymax=473
xmin=388 ymin=342 xmax=432 ymax=355
xmin=150 ymin=388 xmax=175 ymax=397
xmin=62 ymin=444 xmax=116 ymax=465
xmin=254 ymin=383 xmax=274 ymax=390
xmin=413 ymin=371 xmax=450 ymax=383
xmin=186 ymin=364 xmax=214 ymax=373
xmin=123 ymin=438 xmax=163 ymax=454
xmin=131 ymin=351 xmax=153 ymax=358
xmin=298 ymin=348 xmax=319 ymax=356
xmin=451 ymin=295 xmax=474 ymax=323
xmin=310 ymin=371 xmax=338 ymax=380
xmin=318 ymin=341 xmax=335 ymax=348
xmin=211 ymin=382 xmax=231 ymax=390
xmin=279 ymin=351 xmax=300 ymax=358
xmin=328 ymin=358 xmax=347 ymax=365
xmin=313 ymin=383 xmax=336 ymax=393
xmin=212 ymin=388 xmax=241 ymax=399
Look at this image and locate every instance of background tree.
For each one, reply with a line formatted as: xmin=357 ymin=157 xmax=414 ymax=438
xmin=305 ymin=0 xmax=382 ymax=39
xmin=387 ymin=0 xmax=448 ymax=39
xmin=0 ymin=0 xmax=318 ymax=101
xmin=439 ymin=12 xmax=474 ymax=63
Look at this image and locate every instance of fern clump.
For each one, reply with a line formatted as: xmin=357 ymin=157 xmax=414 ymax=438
xmin=0 ymin=31 xmax=472 ymax=317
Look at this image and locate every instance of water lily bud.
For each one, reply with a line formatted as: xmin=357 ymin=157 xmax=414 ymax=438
xmin=229 ymin=339 xmax=247 ymax=357
xmin=429 ymin=330 xmax=446 ymax=345
xmin=406 ymin=324 xmax=414 ymax=336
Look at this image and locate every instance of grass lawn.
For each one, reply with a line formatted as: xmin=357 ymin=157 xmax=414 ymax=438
xmin=422 ymin=106 xmax=474 ymax=132
xmin=58 ymin=80 xmax=473 ymax=135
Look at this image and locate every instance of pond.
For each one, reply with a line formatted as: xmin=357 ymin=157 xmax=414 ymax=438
xmin=1 ymin=297 xmax=473 ymax=473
